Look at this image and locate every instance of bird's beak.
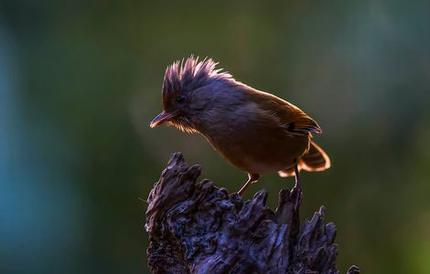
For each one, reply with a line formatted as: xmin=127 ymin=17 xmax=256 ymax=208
xmin=149 ymin=111 xmax=177 ymax=128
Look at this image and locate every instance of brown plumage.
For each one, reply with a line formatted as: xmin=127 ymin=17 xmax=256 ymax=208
xmin=150 ymin=56 xmax=331 ymax=194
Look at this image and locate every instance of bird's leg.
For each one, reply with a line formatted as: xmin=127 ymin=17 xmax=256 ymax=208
xmin=237 ymin=173 xmax=260 ymax=196
xmin=293 ymin=162 xmax=301 ymax=190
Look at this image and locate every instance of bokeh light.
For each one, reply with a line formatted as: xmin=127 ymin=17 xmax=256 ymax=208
xmin=1 ymin=1 xmax=429 ymax=273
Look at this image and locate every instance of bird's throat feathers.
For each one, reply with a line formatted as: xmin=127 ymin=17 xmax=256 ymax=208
xmin=169 ymin=117 xmax=198 ymax=134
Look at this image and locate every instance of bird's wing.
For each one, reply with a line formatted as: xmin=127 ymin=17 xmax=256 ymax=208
xmin=245 ymin=87 xmax=322 ymax=136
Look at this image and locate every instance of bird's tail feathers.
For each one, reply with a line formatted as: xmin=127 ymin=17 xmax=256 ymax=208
xmin=278 ymin=141 xmax=331 ymax=177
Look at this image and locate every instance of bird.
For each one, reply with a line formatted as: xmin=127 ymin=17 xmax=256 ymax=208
xmin=150 ymin=56 xmax=330 ymax=195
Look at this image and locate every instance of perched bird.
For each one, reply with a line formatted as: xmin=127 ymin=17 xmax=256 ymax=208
xmin=150 ymin=56 xmax=330 ymax=195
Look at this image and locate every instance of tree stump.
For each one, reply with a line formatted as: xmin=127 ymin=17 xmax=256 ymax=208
xmin=145 ymin=153 xmax=359 ymax=274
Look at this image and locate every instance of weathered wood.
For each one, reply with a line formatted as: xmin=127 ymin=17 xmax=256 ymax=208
xmin=146 ymin=153 xmax=359 ymax=274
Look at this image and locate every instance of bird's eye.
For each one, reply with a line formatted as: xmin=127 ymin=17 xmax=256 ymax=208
xmin=176 ymin=95 xmax=186 ymax=103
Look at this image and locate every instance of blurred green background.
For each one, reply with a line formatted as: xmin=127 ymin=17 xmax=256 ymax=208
xmin=1 ymin=1 xmax=429 ymax=273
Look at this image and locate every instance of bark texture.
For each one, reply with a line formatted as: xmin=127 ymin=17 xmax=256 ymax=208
xmin=146 ymin=153 xmax=359 ymax=274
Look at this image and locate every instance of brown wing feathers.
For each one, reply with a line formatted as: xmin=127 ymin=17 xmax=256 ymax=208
xmin=246 ymin=88 xmax=321 ymax=137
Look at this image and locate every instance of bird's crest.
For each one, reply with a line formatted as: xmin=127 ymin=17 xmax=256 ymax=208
xmin=162 ymin=56 xmax=233 ymax=100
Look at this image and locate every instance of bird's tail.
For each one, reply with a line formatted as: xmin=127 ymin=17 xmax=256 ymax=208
xmin=278 ymin=141 xmax=331 ymax=177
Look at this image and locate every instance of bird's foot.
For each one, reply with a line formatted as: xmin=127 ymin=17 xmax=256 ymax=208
xmin=237 ymin=173 xmax=260 ymax=196
xmin=293 ymin=164 xmax=301 ymax=191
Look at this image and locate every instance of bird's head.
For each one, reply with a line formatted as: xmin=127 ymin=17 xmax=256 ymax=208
xmin=150 ymin=56 xmax=233 ymax=133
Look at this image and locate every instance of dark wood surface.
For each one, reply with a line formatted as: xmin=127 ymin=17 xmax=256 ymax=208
xmin=145 ymin=153 xmax=359 ymax=274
